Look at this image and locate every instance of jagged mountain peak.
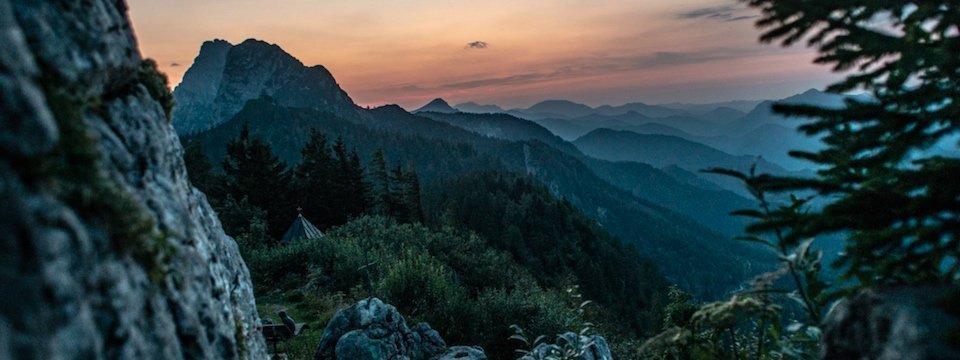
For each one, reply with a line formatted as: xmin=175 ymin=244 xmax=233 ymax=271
xmin=201 ymin=38 xmax=233 ymax=51
xmin=172 ymin=38 xmax=357 ymax=134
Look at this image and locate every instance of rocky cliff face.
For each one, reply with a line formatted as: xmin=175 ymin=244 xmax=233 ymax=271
xmin=172 ymin=38 xmax=357 ymax=134
xmin=0 ymin=0 xmax=267 ymax=358
xmin=170 ymin=39 xmax=232 ymax=135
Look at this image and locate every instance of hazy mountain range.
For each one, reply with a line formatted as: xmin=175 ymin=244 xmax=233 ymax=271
xmin=173 ymin=38 xmax=781 ymax=297
xmin=437 ymin=89 xmax=866 ymax=171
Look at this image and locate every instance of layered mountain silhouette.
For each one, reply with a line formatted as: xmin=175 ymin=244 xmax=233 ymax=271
xmin=416 ymin=111 xmax=756 ymax=237
xmin=460 ymin=89 xmax=859 ymax=171
xmin=178 ymin=39 xmax=776 ymax=297
xmin=413 ymin=98 xmax=458 ymax=113
xmin=173 ymin=39 xmax=357 ymax=134
xmin=574 ymin=129 xmax=788 ymax=173
xmin=573 ymin=128 xmax=798 ymax=194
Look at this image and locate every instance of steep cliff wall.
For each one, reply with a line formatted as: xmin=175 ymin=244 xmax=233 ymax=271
xmin=0 ymin=0 xmax=267 ymax=358
xmin=172 ymin=38 xmax=357 ymax=134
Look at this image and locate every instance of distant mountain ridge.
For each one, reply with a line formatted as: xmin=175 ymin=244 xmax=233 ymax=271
xmin=573 ymin=128 xmax=797 ymax=194
xmin=454 ymin=102 xmax=505 ymax=114
xmin=414 ymin=98 xmax=458 ymax=113
xmin=172 ymin=38 xmax=357 ymax=134
xmin=452 ymin=89 xmax=860 ymax=171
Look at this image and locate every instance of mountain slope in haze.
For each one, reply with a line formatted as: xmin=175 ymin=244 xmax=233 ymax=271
xmin=727 ymin=89 xmax=851 ymax=135
xmin=530 ymin=117 xmax=593 ymax=140
xmin=584 ymin=160 xmax=754 ymax=237
xmin=172 ymin=38 xmax=356 ymax=134
xmin=574 ymin=129 xmax=794 ymax=194
xmin=418 ymin=111 xmax=756 ymax=238
xmin=414 ymin=98 xmax=458 ymax=113
xmin=417 ymin=111 xmax=579 ymax=154
xmin=574 ymin=129 xmax=786 ymax=172
xmin=731 ymin=123 xmax=822 ymax=171
xmin=696 ymin=106 xmax=747 ymax=124
xmin=532 ymin=113 xmax=694 ymax=141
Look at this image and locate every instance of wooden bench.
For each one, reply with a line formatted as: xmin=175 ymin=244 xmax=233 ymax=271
xmin=262 ymin=323 xmax=309 ymax=354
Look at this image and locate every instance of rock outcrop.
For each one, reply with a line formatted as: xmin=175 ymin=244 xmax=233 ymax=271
xmin=314 ymin=298 xmax=487 ymax=360
xmin=172 ymin=38 xmax=357 ymax=134
xmin=520 ymin=332 xmax=613 ymax=360
xmin=0 ymin=0 xmax=267 ymax=358
xmin=820 ymin=286 xmax=960 ymax=360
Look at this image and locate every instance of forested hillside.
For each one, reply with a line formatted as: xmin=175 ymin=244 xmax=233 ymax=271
xmin=184 ymin=125 xmax=672 ymax=358
xmin=184 ymin=95 xmax=775 ymax=298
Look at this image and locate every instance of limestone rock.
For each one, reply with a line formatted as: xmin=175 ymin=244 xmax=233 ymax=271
xmin=172 ymin=38 xmax=357 ymax=134
xmin=0 ymin=0 xmax=267 ymax=358
xmin=170 ymin=39 xmax=232 ymax=135
xmin=820 ymin=286 xmax=960 ymax=360
xmin=521 ymin=332 xmax=613 ymax=360
xmin=314 ymin=298 xmax=477 ymax=360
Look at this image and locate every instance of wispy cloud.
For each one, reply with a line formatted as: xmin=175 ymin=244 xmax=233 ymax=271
xmin=466 ymin=41 xmax=488 ymax=49
xmin=434 ymin=47 xmax=768 ymax=91
xmin=677 ymin=5 xmax=757 ymax=22
xmin=169 ymin=62 xmax=181 ymax=67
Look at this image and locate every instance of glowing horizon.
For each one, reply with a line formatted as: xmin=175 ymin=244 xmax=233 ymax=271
xmin=127 ymin=0 xmax=841 ymax=110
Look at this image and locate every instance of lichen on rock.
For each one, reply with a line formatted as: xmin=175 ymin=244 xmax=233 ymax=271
xmin=0 ymin=0 xmax=268 ymax=358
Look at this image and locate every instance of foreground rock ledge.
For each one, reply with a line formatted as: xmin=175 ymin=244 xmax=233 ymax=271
xmin=821 ymin=286 xmax=960 ymax=360
xmin=0 ymin=0 xmax=266 ymax=358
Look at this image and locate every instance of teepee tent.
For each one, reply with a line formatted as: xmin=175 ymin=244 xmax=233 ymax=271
xmin=280 ymin=208 xmax=323 ymax=244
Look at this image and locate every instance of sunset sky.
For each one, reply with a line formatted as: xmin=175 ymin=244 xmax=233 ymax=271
xmin=127 ymin=0 xmax=842 ymax=109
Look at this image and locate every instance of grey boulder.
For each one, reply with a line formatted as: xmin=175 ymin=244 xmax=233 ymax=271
xmin=820 ymin=286 xmax=960 ymax=360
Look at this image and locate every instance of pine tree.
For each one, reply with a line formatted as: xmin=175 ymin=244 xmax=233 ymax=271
xmin=182 ymin=140 xmax=220 ymax=197
xmin=403 ymin=168 xmax=425 ymax=223
xmin=371 ymin=149 xmax=392 ymax=216
xmin=328 ymin=138 xmax=370 ymax=221
xmin=389 ymin=165 xmax=407 ymax=221
xmin=347 ymin=148 xmax=371 ymax=215
xmin=222 ymin=123 xmax=294 ymax=240
xmin=737 ymin=1 xmax=960 ymax=284
xmin=294 ymin=129 xmax=337 ymax=227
